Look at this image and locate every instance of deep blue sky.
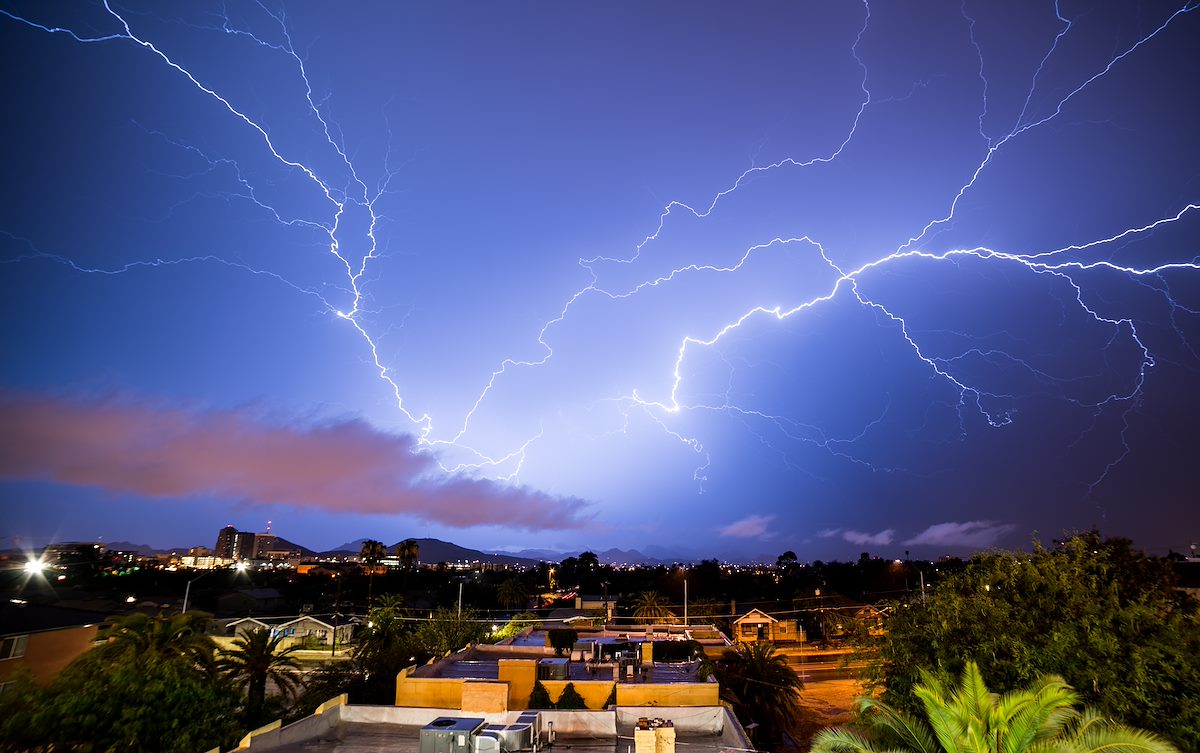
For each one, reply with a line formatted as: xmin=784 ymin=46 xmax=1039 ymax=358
xmin=2 ymin=0 xmax=1198 ymax=561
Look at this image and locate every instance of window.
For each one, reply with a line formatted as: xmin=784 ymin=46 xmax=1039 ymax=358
xmin=1 ymin=634 xmax=29 ymax=660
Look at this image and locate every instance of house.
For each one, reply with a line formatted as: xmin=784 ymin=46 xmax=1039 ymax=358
xmin=731 ymin=608 xmax=803 ymax=644
xmin=275 ymin=614 xmax=357 ymax=647
xmin=226 ymin=616 xmax=291 ymax=639
xmin=0 ymin=602 xmax=110 ymax=689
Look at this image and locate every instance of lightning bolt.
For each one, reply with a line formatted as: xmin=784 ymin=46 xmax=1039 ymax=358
xmin=2 ymin=0 xmax=1197 ymax=509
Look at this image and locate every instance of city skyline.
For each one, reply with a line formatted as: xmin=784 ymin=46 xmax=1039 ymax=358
xmin=2 ymin=1 xmax=1198 ymax=560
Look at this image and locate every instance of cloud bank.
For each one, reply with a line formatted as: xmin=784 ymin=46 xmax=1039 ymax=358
xmin=904 ymin=520 xmax=1017 ymax=548
xmin=0 ymin=391 xmax=589 ymax=530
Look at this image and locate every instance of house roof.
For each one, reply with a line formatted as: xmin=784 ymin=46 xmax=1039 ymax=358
xmin=0 ymin=601 xmax=111 ymax=637
xmin=732 ymin=608 xmax=777 ymax=624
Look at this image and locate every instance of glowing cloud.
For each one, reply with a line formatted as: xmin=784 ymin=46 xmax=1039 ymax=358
xmin=0 ymin=391 xmax=589 ymax=530
xmin=719 ymin=514 xmax=776 ymax=539
xmin=904 ymin=520 xmax=1017 ymax=548
xmin=842 ymin=529 xmax=895 ymax=546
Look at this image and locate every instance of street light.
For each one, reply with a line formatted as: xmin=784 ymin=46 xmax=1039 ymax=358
xmin=182 ymin=569 xmax=219 ymax=613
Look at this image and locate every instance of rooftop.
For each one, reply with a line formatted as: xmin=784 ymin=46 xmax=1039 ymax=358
xmin=231 ymin=703 xmax=748 ymax=753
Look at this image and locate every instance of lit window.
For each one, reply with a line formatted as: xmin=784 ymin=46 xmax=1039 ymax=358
xmin=1 ymin=635 xmax=29 ymax=660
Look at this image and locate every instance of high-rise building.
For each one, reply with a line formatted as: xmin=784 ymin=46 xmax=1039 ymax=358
xmin=252 ymin=534 xmax=277 ymax=559
xmin=214 ymin=525 xmax=237 ymax=559
xmin=233 ymin=531 xmax=257 ymax=562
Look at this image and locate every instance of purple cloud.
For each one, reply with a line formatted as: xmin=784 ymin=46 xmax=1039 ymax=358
xmin=0 ymin=390 xmax=590 ymax=530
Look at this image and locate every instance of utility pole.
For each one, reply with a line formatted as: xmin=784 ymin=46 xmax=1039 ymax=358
xmin=457 ymin=580 xmax=464 ymax=616
xmin=683 ymin=578 xmax=688 ymax=626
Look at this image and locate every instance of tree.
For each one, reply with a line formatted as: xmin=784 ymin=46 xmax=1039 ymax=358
xmin=700 ymin=641 xmax=802 ymax=748
xmin=529 ymin=680 xmax=554 ymax=710
xmin=812 ymin=661 xmax=1179 ymax=753
xmin=359 ymin=539 xmax=387 ymax=610
xmin=776 ymin=551 xmax=799 ymax=578
xmin=497 ymin=577 xmax=529 ymax=610
xmin=861 ymin=533 xmax=1200 ymax=749
xmin=396 ymin=539 xmax=420 ymax=570
xmin=548 ymin=628 xmax=578 ymax=657
xmin=632 ymin=590 xmax=676 ymax=623
xmin=101 ymin=612 xmax=217 ymax=666
xmin=417 ymin=607 xmax=487 ymax=656
xmin=556 ymin=682 xmax=588 ymax=709
xmin=0 ymin=638 xmax=241 ymax=753
xmin=219 ymin=627 xmax=302 ymax=724
xmin=493 ymin=611 xmax=539 ymax=641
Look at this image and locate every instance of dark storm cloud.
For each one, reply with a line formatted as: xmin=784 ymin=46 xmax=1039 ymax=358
xmin=0 ymin=391 xmax=590 ymax=530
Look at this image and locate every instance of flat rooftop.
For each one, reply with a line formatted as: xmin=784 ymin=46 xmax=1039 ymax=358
xmin=265 ymin=721 xmax=734 ymax=753
xmin=247 ymin=706 xmax=749 ymax=753
xmin=430 ymin=658 xmax=704 ymax=683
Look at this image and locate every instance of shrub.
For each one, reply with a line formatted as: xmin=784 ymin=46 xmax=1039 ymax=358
xmin=555 ymin=682 xmax=587 ymax=710
xmin=528 ymin=680 xmax=554 ymax=709
xmin=548 ymin=628 xmax=578 ymax=657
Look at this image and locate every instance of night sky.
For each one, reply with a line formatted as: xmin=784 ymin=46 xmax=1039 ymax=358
xmin=2 ymin=1 xmax=1198 ymax=561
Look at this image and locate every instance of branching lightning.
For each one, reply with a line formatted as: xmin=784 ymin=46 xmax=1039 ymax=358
xmin=3 ymin=0 xmax=1198 ymax=513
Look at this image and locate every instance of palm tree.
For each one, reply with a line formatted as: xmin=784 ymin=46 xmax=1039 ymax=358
xmin=396 ymin=539 xmax=420 ymax=571
xmin=632 ymin=590 xmax=676 ymax=623
xmin=218 ymin=628 xmax=302 ymax=721
xmin=497 ymin=577 xmax=529 ymax=610
xmin=101 ymin=612 xmax=217 ymax=668
xmin=359 ymin=539 xmax=387 ymax=610
xmin=701 ymin=641 xmax=802 ymax=748
xmin=811 ymin=661 xmax=1179 ymax=753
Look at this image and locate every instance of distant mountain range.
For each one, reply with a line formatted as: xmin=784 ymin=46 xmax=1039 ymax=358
xmin=9 ymin=537 xmax=697 ymax=566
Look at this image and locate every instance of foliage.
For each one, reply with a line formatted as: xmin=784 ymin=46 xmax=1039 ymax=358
xmin=359 ymin=539 xmax=387 ymax=609
xmin=555 ymin=682 xmax=588 ymax=710
xmin=700 ymin=641 xmax=802 ymax=749
xmin=396 ymin=539 xmax=420 ymax=570
xmin=497 ymin=577 xmax=529 ymax=610
xmin=528 ymin=680 xmax=554 ymax=710
xmin=493 ymin=611 xmax=539 ymax=641
xmin=0 ymin=643 xmax=241 ymax=753
xmin=653 ymin=639 xmax=702 ymax=662
xmin=548 ymin=627 xmax=578 ymax=656
xmin=811 ymin=660 xmax=1180 ymax=753
xmin=862 ymin=533 xmax=1200 ymax=749
xmin=348 ymin=597 xmax=426 ymax=703
xmin=416 ymin=607 xmax=487 ymax=656
xmin=100 ymin=612 xmax=217 ymax=668
xmin=218 ymin=627 xmax=303 ymax=725
xmin=632 ymin=590 xmax=676 ymax=623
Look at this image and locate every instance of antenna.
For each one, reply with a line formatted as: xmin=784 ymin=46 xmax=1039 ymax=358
xmin=266 ymin=519 xmax=272 ymax=534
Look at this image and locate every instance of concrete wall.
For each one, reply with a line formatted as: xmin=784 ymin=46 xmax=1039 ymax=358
xmin=0 ymin=625 xmax=99 ymax=683
xmin=461 ymin=681 xmax=509 ymax=713
xmin=498 ymin=658 xmax=536 ymax=710
xmin=540 ymin=679 xmax=614 ymax=710
xmin=395 ymin=671 xmax=466 ymax=708
xmin=616 ymin=682 xmax=720 ymax=708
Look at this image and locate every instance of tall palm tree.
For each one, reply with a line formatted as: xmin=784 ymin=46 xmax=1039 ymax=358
xmin=397 ymin=538 xmax=420 ymax=593
xmin=632 ymin=590 xmax=676 ymax=623
xmin=218 ymin=628 xmax=302 ymax=721
xmin=396 ymin=539 xmax=420 ymax=571
xmin=359 ymin=539 xmax=387 ymax=610
xmin=701 ymin=641 xmax=802 ymax=748
xmin=811 ymin=661 xmax=1179 ymax=753
xmin=497 ymin=577 xmax=529 ymax=610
